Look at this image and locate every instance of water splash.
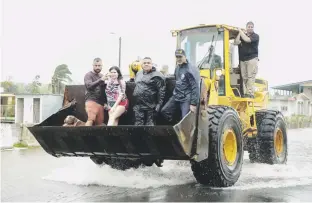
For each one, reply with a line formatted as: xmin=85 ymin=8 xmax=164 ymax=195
xmin=43 ymin=128 xmax=312 ymax=190
xmin=43 ymin=159 xmax=195 ymax=189
xmin=226 ymin=160 xmax=312 ymax=190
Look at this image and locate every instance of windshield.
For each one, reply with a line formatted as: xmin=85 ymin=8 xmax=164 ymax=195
xmin=177 ymin=27 xmax=224 ymax=70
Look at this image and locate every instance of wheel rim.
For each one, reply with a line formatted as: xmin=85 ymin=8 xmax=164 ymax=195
xmin=274 ymin=128 xmax=284 ymax=156
xmin=223 ymin=129 xmax=237 ymax=166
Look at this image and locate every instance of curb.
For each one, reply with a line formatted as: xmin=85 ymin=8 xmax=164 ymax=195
xmin=1 ymin=146 xmax=14 ymax=150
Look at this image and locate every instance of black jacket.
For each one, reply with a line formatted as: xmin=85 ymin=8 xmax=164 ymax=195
xmin=133 ymin=67 xmax=166 ymax=110
xmin=173 ymin=61 xmax=200 ymax=105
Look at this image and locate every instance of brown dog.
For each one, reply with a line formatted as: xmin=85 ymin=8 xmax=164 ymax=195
xmin=63 ymin=115 xmax=85 ymax=127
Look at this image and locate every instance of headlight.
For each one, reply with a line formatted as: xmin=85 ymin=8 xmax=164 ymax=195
xmin=216 ymin=69 xmax=222 ymax=77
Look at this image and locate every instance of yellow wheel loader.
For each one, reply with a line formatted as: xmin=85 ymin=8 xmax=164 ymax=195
xmin=27 ymin=24 xmax=288 ymax=187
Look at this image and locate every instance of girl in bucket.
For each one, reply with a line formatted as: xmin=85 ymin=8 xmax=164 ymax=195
xmin=104 ymin=66 xmax=129 ymax=126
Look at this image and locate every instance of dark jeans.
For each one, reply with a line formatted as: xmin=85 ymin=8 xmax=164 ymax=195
xmin=133 ymin=105 xmax=156 ymax=126
xmin=160 ymin=96 xmax=190 ymax=122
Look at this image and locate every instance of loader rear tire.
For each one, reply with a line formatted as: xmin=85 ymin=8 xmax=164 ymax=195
xmin=191 ymin=105 xmax=244 ymax=187
xmin=248 ymin=110 xmax=288 ymax=164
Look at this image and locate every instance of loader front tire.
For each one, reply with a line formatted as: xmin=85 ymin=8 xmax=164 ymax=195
xmin=191 ymin=105 xmax=244 ymax=187
xmin=248 ymin=110 xmax=288 ymax=164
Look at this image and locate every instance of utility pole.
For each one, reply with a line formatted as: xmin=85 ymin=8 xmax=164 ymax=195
xmin=110 ymin=32 xmax=122 ymax=68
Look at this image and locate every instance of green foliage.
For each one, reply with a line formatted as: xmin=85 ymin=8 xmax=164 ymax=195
xmin=285 ymin=114 xmax=312 ymax=129
xmin=51 ymin=64 xmax=72 ymax=94
xmin=1 ymin=81 xmax=18 ymax=93
xmin=1 ymin=75 xmax=51 ymax=94
xmin=25 ymin=75 xmax=41 ymax=94
xmin=1 ymin=64 xmax=72 ymax=95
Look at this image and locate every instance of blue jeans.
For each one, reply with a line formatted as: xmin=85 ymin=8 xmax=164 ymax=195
xmin=160 ymin=96 xmax=190 ymax=122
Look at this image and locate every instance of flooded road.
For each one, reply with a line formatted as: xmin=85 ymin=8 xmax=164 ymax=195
xmin=2 ymin=128 xmax=312 ymax=202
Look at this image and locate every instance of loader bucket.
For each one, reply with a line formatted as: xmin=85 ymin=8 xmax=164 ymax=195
xmin=27 ymin=105 xmax=209 ymax=162
xmin=28 ymin=77 xmax=209 ymax=162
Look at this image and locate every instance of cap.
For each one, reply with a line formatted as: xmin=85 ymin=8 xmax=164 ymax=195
xmin=175 ymin=48 xmax=186 ymax=56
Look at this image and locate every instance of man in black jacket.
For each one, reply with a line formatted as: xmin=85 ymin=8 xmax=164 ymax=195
xmin=161 ymin=49 xmax=200 ymax=122
xmin=132 ymin=57 xmax=166 ymax=125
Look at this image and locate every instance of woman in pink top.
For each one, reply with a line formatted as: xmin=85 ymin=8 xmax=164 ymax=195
xmin=104 ymin=66 xmax=129 ymax=126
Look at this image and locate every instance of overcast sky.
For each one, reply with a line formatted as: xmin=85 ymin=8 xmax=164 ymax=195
xmin=1 ymin=0 xmax=312 ymax=87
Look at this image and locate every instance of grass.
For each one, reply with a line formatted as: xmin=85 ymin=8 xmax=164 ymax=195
xmin=12 ymin=142 xmax=41 ymax=149
xmin=13 ymin=142 xmax=28 ymax=148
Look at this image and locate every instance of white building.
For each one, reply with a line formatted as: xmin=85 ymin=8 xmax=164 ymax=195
xmin=14 ymin=94 xmax=63 ymax=124
xmin=269 ymin=80 xmax=312 ymax=117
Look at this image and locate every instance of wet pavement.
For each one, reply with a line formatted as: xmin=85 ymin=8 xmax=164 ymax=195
xmin=1 ymin=128 xmax=312 ymax=202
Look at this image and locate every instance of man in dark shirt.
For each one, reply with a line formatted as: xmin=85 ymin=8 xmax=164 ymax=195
xmin=234 ymin=21 xmax=259 ymax=98
xmin=132 ymin=57 xmax=166 ymax=126
xmin=161 ymin=49 xmax=200 ymax=122
xmin=84 ymin=57 xmax=107 ymax=126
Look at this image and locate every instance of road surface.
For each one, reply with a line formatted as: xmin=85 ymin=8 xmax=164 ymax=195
xmin=2 ymin=128 xmax=312 ymax=202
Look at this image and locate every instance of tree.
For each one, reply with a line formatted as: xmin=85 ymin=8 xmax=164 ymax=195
xmin=26 ymin=75 xmax=41 ymax=93
xmin=0 ymin=80 xmax=18 ymax=93
xmin=51 ymin=64 xmax=72 ymax=94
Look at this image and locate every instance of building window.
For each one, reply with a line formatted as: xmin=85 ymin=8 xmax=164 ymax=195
xmin=281 ymin=106 xmax=288 ymax=111
xmin=297 ymin=101 xmax=304 ymax=115
xmin=271 ymin=106 xmax=278 ymax=110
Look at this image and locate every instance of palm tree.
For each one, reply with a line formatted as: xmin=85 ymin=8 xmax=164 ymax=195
xmin=51 ymin=64 xmax=72 ymax=94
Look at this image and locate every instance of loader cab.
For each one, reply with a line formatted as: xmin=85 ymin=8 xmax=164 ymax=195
xmin=173 ymin=25 xmax=265 ymax=101
xmin=174 ymin=26 xmax=226 ymax=96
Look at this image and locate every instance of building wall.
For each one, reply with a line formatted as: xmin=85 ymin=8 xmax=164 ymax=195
xmin=41 ymin=95 xmax=63 ymax=122
xmin=269 ymin=97 xmax=312 ymax=117
xmin=288 ymin=101 xmax=297 ymax=116
xmin=15 ymin=95 xmax=36 ymax=123
xmin=304 ymin=101 xmax=312 ymax=116
xmin=303 ymin=86 xmax=312 ymax=99
xmin=268 ymin=100 xmax=294 ymax=117
xmin=0 ymin=123 xmax=21 ymax=149
xmin=15 ymin=94 xmax=63 ymax=124
xmin=296 ymin=98 xmax=304 ymax=115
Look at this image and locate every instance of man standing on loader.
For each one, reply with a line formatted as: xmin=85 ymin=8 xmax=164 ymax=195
xmin=234 ymin=21 xmax=260 ymax=98
xmin=132 ymin=57 xmax=166 ymax=126
xmin=84 ymin=57 xmax=107 ymax=126
xmin=161 ymin=49 xmax=200 ymax=122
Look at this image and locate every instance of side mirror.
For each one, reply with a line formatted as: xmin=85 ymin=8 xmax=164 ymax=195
xmin=216 ymin=69 xmax=222 ymax=77
xmin=214 ymin=68 xmax=224 ymax=81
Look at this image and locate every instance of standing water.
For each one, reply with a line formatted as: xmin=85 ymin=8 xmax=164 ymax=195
xmin=41 ymin=128 xmax=312 ymax=190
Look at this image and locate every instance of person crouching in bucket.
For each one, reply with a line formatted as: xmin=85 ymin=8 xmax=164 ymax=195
xmin=104 ymin=66 xmax=129 ymax=126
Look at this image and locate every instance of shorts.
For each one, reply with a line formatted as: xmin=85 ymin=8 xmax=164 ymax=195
xmin=85 ymin=100 xmax=104 ymax=125
xmin=119 ymin=99 xmax=129 ymax=110
xmin=108 ymin=99 xmax=129 ymax=112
